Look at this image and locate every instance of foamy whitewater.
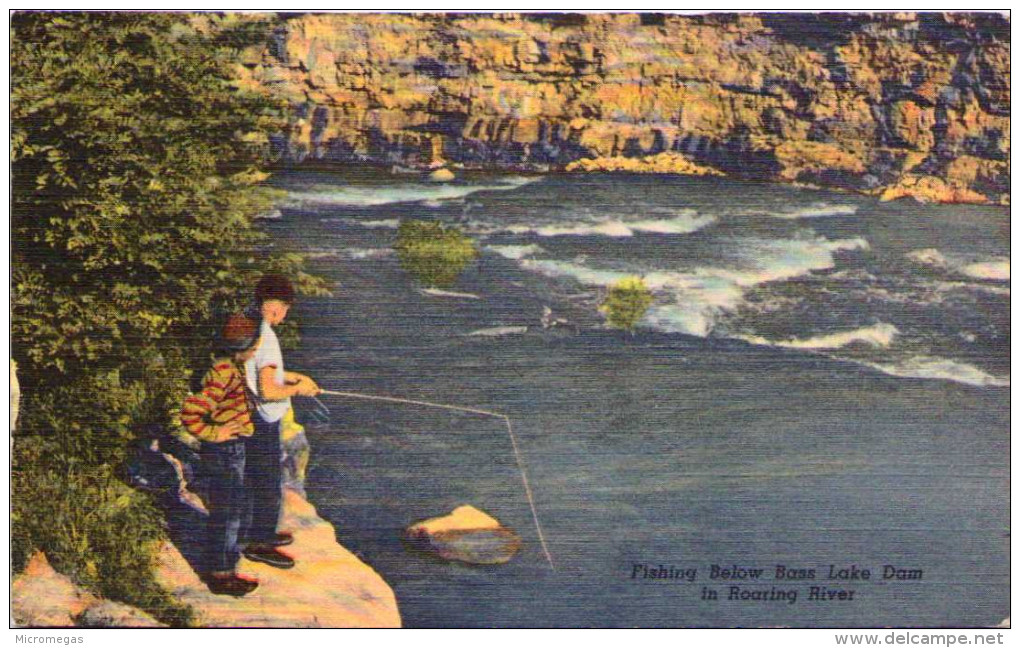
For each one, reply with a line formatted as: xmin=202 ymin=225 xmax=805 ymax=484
xmin=736 ymin=323 xmax=899 ymax=350
xmin=471 ymin=207 xmax=716 ymax=238
xmin=516 ymin=234 xmax=870 ymax=338
xmin=285 ymin=176 xmax=539 ymax=207
xmin=862 ymin=356 xmax=1009 ymax=388
xmin=908 ymin=248 xmax=1010 ymax=282
xmin=276 ymin=170 xmax=1008 ymax=389
xmin=505 ymin=211 xmax=716 ymax=237
xmin=766 ymin=202 xmax=859 ymax=219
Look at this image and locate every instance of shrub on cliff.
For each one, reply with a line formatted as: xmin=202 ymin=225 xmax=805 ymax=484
xmin=600 ymin=276 xmax=654 ymax=332
xmin=12 ymin=458 xmax=194 ymax=626
xmin=11 ymin=12 xmax=326 ymax=624
xmin=394 ymin=220 xmax=479 ymax=288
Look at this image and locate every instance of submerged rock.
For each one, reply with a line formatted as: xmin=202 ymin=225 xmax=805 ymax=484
xmin=541 ymin=306 xmax=570 ymax=329
xmin=405 ymin=505 xmax=522 ymax=565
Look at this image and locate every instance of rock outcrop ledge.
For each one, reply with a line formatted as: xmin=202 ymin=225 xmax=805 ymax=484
xmin=156 ymin=488 xmax=401 ymax=628
xmin=13 ymin=488 xmax=401 ymax=628
xmin=12 ymin=553 xmax=164 ymax=628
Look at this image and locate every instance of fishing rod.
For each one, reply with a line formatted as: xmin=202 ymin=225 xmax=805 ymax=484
xmin=313 ymin=389 xmax=556 ymax=570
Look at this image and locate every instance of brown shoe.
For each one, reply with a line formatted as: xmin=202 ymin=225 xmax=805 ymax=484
xmin=205 ymin=572 xmax=259 ymax=597
xmin=243 ymin=544 xmax=295 ymax=569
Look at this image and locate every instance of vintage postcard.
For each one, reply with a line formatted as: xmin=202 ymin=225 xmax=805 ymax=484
xmin=10 ymin=10 xmax=1010 ymax=630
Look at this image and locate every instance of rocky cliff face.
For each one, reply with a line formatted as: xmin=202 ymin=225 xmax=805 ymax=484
xmin=235 ymin=12 xmax=1010 ymax=204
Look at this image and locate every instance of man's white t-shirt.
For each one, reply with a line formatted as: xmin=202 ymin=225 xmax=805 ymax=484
xmin=246 ymin=320 xmax=290 ymax=423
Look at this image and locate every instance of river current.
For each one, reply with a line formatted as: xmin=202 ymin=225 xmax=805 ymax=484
xmin=261 ymin=168 xmax=1009 ymax=627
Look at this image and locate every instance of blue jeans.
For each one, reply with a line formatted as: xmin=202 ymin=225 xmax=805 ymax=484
xmin=201 ymin=439 xmax=247 ymax=573
xmin=244 ymin=414 xmax=283 ymax=544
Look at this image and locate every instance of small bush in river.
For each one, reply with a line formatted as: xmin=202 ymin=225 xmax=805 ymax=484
xmin=394 ymin=220 xmax=479 ymax=288
xmin=600 ymin=276 xmax=654 ymax=331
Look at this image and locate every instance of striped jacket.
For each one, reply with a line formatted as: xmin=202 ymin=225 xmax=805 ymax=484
xmin=180 ymin=358 xmax=255 ymax=442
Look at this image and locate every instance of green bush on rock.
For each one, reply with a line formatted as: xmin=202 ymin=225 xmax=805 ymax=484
xmin=600 ymin=276 xmax=654 ymax=332
xmin=394 ymin=220 xmax=479 ymax=288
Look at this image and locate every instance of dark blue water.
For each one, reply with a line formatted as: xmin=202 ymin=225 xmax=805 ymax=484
xmin=261 ymin=169 xmax=1009 ymax=627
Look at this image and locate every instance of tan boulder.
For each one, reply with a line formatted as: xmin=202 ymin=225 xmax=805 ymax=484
xmin=12 ymin=552 xmax=168 ymax=628
xmin=405 ymin=505 xmax=522 ymax=565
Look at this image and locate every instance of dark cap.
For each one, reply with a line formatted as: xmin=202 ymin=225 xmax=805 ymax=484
xmin=221 ymin=314 xmax=261 ymax=352
xmin=255 ymin=274 xmax=295 ymax=305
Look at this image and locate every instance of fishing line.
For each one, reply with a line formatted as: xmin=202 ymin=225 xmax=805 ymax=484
xmin=316 ymin=388 xmax=555 ymax=569
xmin=307 ymin=396 xmax=332 ymax=424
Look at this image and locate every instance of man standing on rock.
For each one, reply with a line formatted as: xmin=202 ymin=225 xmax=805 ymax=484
xmin=243 ymin=274 xmax=320 ymax=568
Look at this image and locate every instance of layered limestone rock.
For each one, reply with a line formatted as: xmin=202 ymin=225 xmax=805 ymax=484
xmin=15 ymin=438 xmax=400 ymax=629
xmin=565 ymin=152 xmax=724 ymax=175
xmin=878 ymin=174 xmax=990 ymax=204
xmin=233 ymin=12 xmax=1009 ymax=204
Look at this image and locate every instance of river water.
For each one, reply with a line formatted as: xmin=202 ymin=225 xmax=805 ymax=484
xmin=260 ymin=168 xmax=1009 ymax=628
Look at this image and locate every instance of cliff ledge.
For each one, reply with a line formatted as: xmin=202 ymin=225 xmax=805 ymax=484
xmin=156 ymin=487 xmax=401 ymax=628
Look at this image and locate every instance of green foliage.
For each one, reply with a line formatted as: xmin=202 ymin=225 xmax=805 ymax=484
xmin=10 ymin=11 xmax=326 ymax=622
xmin=600 ymin=276 xmax=654 ymax=331
xmin=394 ymin=219 xmax=479 ymax=288
xmin=11 ymin=11 xmax=296 ymax=377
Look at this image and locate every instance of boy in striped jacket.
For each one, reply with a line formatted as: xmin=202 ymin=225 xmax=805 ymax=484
xmin=180 ymin=314 xmax=262 ymax=597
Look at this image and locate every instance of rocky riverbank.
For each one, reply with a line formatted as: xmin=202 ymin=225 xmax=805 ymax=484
xmin=156 ymin=488 xmax=400 ymax=628
xmin=12 ymin=553 xmax=165 ymax=628
xmin=232 ymin=12 xmax=1009 ymax=204
xmin=12 ymin=425 xmax=401 ymax=628
xmin=12 ymin=488 xmax=401 ymax=628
